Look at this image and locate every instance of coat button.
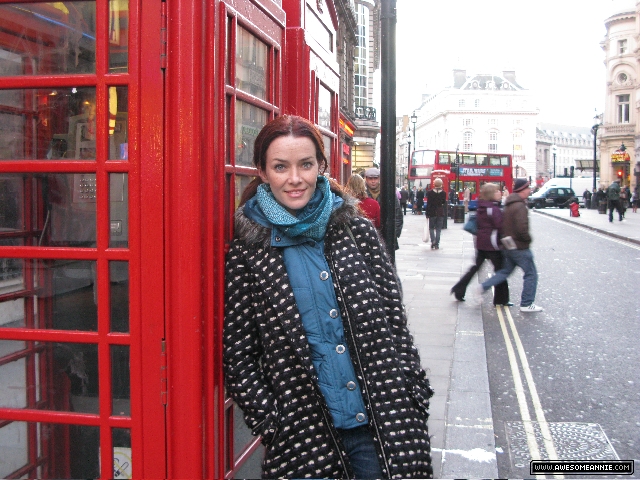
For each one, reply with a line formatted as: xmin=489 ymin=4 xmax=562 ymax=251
xmin=346 ymin=381 xmax=356 ymax=390
xmin=319 ymin=271 xmax=329 ymax=281
xmin=329 ymin=309 xmax=339 ymax=318
xmin=275 ymin=236 xmax=281 ymax=242
xmin=336 ymin=344 xmax=346 ymax=354
xmin=356 ymin=413 xmax=366 ymax=422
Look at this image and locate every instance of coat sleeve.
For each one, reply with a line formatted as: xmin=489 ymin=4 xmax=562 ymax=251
xmin=511 ymin=202 xmax=532 ymax=244
xmin=350 ymin=220 xmax=434 ymax=410
xmin=223 ymin=242 xmax=279 ymax=444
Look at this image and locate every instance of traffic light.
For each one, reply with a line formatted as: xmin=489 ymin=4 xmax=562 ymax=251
xmin=617 ymin=170 xmax=623 ymax=178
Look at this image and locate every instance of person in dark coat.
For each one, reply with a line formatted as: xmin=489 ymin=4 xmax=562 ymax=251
xmin=364 ymin=167 xmax=403 ymax=250
xmin=415 ymin=187 xmax=425 ymax=214
xmin=400 ymin=186 xmax=409 ymax=215
xmin=583 ymin=188 xmax=592 ymax=209
xmin=425 ymin=178 xmax=447 ymax=249
xmin=450 ymin=183 xmax=510 ymax=304
xmin=224 ymin=115 xmax=433 ymax=479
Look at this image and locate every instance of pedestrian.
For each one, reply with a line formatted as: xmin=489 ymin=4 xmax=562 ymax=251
xmin=400 ymin=185 xmax=409 ymax=215
xmin=606 ymin=179 xmax=623 ymax=222
xmin=409 ymin=186 xmax=416 ymax=212
xmin=583 ymin=188 xmax=592 ymax=209
xmin=345 ymin=173 xmax=380 ymax=229
xmin=632 ymin=187 xmax=639 ymax=213
xmin=501 ymin=186 xmax=509 ymax=205
xmin=450 ymin=183 xmax=510 ymax=305
xmin=364 ymin=167 xmax=403 ymax=249
xmin=463 ymin=186 xmax=471 ymax=213
xmin=425 ymin=178 xmax=447 ymax=249
xmin=478 ymin=178 xmax=543 ymax=312
xmin=624 ymin=184 xmax=631 ymax=209
xmin=415 ymin=187 xmax=425 ymax=214
xmin=223 ymin=115 xmax=434 ymax=479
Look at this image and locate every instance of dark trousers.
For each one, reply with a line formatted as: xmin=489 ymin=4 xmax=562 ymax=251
xmin=608 ymin=199 xmax=623 ymax=221
xmin=451 ymin=249 xmax=509 ymax=304
xmin=401 ymin=201 xmax=407 ymax=215
xmin=337 ymin=426 xmax=384 ymax=479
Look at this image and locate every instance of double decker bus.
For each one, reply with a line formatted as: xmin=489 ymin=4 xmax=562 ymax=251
xmin=409 ymin=149 xmax=513 ymax=208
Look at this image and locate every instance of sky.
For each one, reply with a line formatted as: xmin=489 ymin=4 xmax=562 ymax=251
xmin=394 ymin=0 xmax=634 ymax=128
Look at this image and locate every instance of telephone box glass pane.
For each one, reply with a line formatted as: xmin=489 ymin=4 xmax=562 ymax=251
xmin=318 ymin=85 xmax=332 ymax=129
xmin=111 ymin=345 xmax=130 ymax=416
xmin=0 ymin=340 xmax=98 ymax=413
xmin=108 ymin=87 xmax=129 ymax=160
xmin=236 ymin=26 xmax=268 ymax=100
xmin=0 ymin=2 xmax=96 ymax=76
xmin=110 ymin=261 xmax=129 ymax=332
xmin=109 ymin=0 xmax=129 ymax=73
xmin=109 ymin=173 xmax=128 ymax=247
xmin=113 ymin=428 xmax=132 ymax=478
xmin=235 ymin=100 xmax=267 ymax=167
xmin=0 ymin=88 xmax=97 ymax=161
xmin=0 ymin=259 xmax=97 ymax=332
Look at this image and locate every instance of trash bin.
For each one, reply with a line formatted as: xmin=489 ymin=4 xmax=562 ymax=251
xmin=453 ymin=205 xmax=466 ymax=223
xmin=598 ymin=200 xmax=607 ymax=214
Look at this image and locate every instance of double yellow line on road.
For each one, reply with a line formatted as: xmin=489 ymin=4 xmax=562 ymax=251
xmin=496 ymin=305 xmax=563 ymax=478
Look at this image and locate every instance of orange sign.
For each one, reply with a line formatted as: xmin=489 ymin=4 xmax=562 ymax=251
xmin=611 ymin=150 xmax=630 ymax=162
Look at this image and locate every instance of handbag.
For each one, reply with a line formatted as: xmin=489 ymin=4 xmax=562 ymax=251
xmin=422 ymin=225 xmax=429 ymax=242
xmin=463 ymin=213 xmax=477 ymax=235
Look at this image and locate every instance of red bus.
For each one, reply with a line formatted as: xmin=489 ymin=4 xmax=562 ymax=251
xmin=409 ymin=149 xmax=513 ymax=208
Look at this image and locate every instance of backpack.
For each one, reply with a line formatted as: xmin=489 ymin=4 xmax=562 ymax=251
xmin=607 ymin=183 xmax=620 ymax=201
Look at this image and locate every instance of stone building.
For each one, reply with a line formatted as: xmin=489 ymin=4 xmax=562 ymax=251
xmin=536 ymin=124 xmax=594 ymax=187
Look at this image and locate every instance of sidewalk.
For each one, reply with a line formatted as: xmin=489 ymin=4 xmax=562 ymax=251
xmin=395 ymin=213 xmax=498 ymax=479
xmin=394 ymin=205 xmax=638 ymax=479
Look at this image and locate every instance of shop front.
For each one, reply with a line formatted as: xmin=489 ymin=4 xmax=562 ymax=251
xmin=0 ymin=0 xmax=342 ymax=478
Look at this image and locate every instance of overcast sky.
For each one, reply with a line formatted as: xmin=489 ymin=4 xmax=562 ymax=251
xmin=394 ymin=0 xmax=633 ymax=128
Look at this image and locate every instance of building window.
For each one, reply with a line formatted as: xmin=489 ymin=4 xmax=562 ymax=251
xmin=463 ymin=131 xmax=473 ymax=151
xmin=354 ymin=3 xmax=369 ymax=108
xmin=463 ymin=118 xmax=472 ymax=126
xmin=459 ymin=99 xmax=465 ymax=108
xmin=474 ymin=99 xmax=480 ymax=108
xmin=618 ymin=39 xmax=628 ymax=55
xmin=488 ymin=132 xmax=497 ymax=152
xmin=617 ymin=94 xmax=630 ymax=123
xmin=488 ymin=118 xmax=497 ymax=126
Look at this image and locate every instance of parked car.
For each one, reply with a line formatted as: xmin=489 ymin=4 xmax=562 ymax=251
xmin=527 ymin=187 xmax=576 ymax=209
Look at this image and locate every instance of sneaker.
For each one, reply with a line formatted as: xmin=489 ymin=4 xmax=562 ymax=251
xmin=520 ymin=304 xmax=543 ymax=312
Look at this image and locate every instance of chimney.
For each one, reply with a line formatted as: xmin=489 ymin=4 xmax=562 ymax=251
xmin=453 ymin=69 xmax=467 ymax=88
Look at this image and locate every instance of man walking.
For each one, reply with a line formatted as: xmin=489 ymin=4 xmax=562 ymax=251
xmin=364 ymin=167 xmax=403 ymax=249
xmin=606 ymin=179 xmax=623 ymax=222
xmin=478 ymin=178 xmax=543 ymax=312
xmin=400 ymin=186 xmax=409 ymax=215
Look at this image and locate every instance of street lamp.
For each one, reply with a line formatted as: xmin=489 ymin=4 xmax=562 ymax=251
xmin=551 ymin=144 xmax=557 ymax=178
xmin=409 ymin=111 xmax=417 ymax=188
xmin=455 ymin=144 xmax=460 ymax=204
xmin=591 ymin=113 xmax=602 ymax=192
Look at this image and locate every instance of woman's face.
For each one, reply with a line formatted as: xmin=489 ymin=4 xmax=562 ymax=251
xmin=259 ymin=135 xmax=320 ymax=213
xmin=493 ymin=189 xmax=502 ymax=202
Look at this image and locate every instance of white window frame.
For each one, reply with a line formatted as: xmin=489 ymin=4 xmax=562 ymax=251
xmin=617 ymin=94 xmax=630 ymax=123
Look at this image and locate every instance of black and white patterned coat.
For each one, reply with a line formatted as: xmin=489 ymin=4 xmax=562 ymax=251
xmin=224 ymin=192 xmax=433 ymax=479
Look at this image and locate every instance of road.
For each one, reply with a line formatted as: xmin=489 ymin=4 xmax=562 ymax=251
xmin=479 ymin=212 xmax=640 ymax=478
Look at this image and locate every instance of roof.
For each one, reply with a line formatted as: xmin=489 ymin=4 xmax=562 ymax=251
xmin=456 ymin=73 xmax=524 ymax=91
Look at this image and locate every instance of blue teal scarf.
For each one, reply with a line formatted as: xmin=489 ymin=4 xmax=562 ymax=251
xmin=256 ymin=176 xmax=333 ymax=241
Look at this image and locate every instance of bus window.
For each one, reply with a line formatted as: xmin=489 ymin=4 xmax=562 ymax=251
xmin=500 ymin=156 xmax=510 ymax=166
xmin=463 ymin=181 xmax=476 ymax=196
xmin=477 ymin=155 xmax=489 ymax=166
xmin=489 ymin=156 xmax=501 ymax=166
xmin=462 ymin=154 xmax=475 ymax=165
xmin=439 ymin=153 xmax=451 ymax=164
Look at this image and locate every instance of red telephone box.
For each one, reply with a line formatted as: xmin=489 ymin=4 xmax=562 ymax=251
xmin=0 ymin=0 xmax=342 ymax=478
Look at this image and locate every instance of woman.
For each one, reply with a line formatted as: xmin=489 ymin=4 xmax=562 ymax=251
xmin=425 ymin=178 xmax=447 ymax=249
xmin=224 ymin=115 xmax=433 ymax=479
xmin=450 ymin=183 xmax=510 ymax=305
xmin=345 ymin=173 xmax=380 ymax=229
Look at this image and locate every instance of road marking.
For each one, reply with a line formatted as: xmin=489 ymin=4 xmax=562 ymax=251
xmin=538 ymin=214 xmax=640 ymax=251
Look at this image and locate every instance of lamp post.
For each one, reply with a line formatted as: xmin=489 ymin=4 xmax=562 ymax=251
xmin=409 ymin=111 xmax=417 ymax=188
xmin=551 ymin=144 xmax=557 ymax=178
xmin=591 ymin=113 xmax=602 ymax=192
xmin=455 ymin=145 xmax=460 ymax=204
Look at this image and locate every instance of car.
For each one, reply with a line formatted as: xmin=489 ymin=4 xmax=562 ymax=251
xmin=527 ymin=187 xmax=576 ymax=209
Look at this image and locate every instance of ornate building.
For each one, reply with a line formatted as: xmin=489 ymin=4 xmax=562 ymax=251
xmin=409 ymin=69 xmax=539 ymax=181
xmin=536 ymin=124 xmax=594 ymax=187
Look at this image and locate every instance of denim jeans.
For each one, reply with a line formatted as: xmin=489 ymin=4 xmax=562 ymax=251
xmin=481 ymin=248 xmax=538 ymax=307
xmin=428 ymin=216 xmax=444 ymax=245
xmin=337 ymin=426 xmax=384 ymax=479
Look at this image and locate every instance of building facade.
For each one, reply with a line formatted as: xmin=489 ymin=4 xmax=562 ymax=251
xmin=599 ymin=1 xmax=640 ymax=191
xmin=409 ymin=70 xmax=539 ymax=181
xmin=536 ymin=124 xmax=594 ymax=187
xmin=351 ymin=0 xmax=380 ymax=173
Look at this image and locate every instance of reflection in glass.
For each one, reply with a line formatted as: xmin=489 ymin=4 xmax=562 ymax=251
xmin=113 ymin=428 xmax=132 ymax=478
xmin=235 ymin=101 xmax=267 ymax=167
xmin=234 ymin=175 xmax=255 ymax=211
xmin=0 ymin=87 xmax=97 ymax=160
xmin=322 ymin=136 xmax=332 ymax=176
xmin=110 ymin=261 xmax=129 ymax=333
xmin=0 ymin=341 xmax=98 ymax=413
xmin=109 ymin=0 xmax=130 ymax=73
xmin=110 ymin=174 xmax=129 ymax=247
xmin=111 ymin=345 xmax=130 ymax=416
xmin=318 ymin=85 xmax=332 ymax=129
xmin=0 ymin=3 xmax=96 ymax=76
xmin=236 ymin=26 xmax=268 ymax=100
xmin=108 ymin=87 xmax=129 ymax=160
xmin=0 ymin=259 xmax=97 ymax=331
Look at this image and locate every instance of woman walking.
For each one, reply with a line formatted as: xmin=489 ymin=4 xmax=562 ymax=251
xmin=425 ymin=178 xmax=447 ymax=249
xmin=224 ymin=115 xmax=433 ymax=479
xmin=450 ymin=183 xmax=510 ymax=305
xmin=345 ymin=173 xmax=380 ymax=229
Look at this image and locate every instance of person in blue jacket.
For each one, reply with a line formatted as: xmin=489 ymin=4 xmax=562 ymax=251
xmin=223 ymin=115 xmax=433 ymax=479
